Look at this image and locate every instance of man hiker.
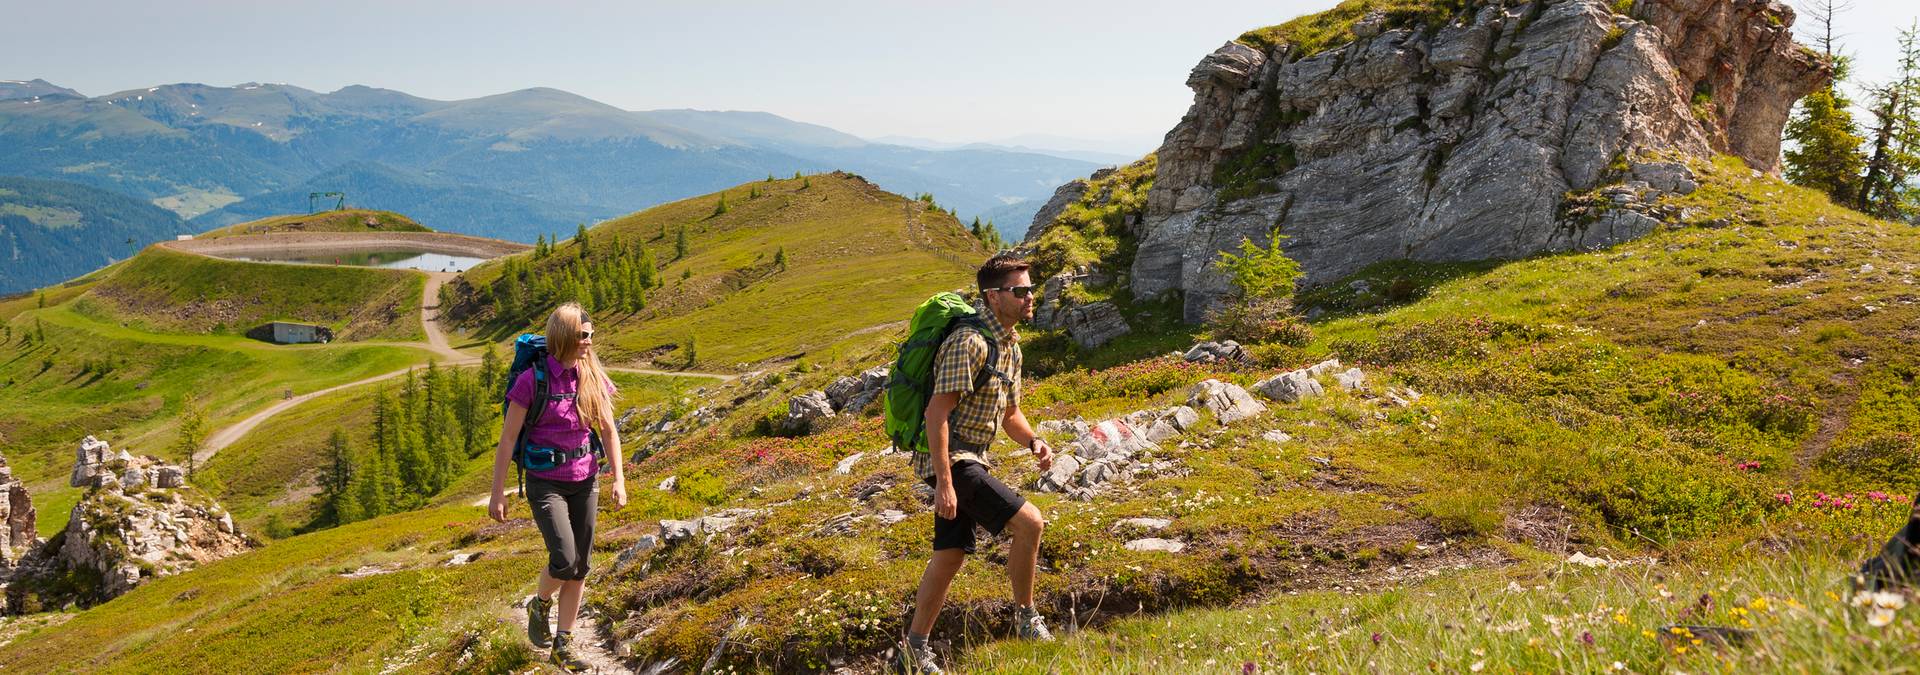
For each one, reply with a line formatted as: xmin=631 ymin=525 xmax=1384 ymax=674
xmin=901 ymin=253 xmax=1056 ymax=674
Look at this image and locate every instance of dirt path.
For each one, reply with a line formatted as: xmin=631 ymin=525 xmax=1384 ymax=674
xmin=198 ymin=369 xmax=411 ymax=462
xmin=504 ymin=595 xmax=633 ymax=674
xmin=419 ymin=272 xmax=475 ymax=364
xmin=166 ymin=230 xmax=529 ymax=259
xmin=1790 ymin=371 xmax=1861 ymax=482
xmin=605 ymin=365 xmax=736 ymax=382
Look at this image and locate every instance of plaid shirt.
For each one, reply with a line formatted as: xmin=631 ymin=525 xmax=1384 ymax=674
xmin=912 ymin=301 xmax=1021 ymax=482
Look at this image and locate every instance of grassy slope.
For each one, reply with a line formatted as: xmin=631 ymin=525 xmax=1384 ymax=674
xmin=558 ymin=157 xmax=1920 ymax=671
xmin=963 ymin=156 xmax=1920 ymax=671
xmin=454 ymin=172 xmax=987 ymax=369
xmin=195 ymin=208 xmax=429 ymax=239
xmin=73 ymin=245 xmax=426 ymax=341
xmin=0 ymin=507 xmax=545 ymax=674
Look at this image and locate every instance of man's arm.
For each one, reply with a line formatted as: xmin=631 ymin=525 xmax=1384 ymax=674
xmin=1003 ymin=404 xmax=1052 ymax=472
xmin=925 ymin=391 xmax=961 ymax=519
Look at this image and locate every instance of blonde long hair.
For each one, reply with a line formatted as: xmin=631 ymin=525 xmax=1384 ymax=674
xmin=546 ymin=303 xmax=613 ymax=431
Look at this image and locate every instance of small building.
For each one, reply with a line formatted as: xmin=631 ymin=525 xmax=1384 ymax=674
xmin=249 ymin=322 xmax=334 ymax=345
xmin=174 ymin=234 xmax=194 ymax=241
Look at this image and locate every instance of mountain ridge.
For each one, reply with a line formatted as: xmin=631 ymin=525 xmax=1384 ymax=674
xmin=0 ymin=81 xmax=1097 ymax=242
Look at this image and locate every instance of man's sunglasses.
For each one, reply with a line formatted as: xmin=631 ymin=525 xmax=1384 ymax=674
xmin=984 ymin=285 xmax=1039 ymax=299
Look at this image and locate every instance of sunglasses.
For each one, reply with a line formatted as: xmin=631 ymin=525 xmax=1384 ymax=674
xmin=984 ymin=285 xmax=1039 ymax=299
xmin=580 ymin=329 xmax=594 ymax=339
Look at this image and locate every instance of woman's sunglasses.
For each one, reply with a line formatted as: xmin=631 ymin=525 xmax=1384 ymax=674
xmin=984 ymin=285 xmax=1039 ymax=299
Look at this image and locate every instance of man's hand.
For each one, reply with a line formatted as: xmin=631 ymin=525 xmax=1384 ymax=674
xmin=1030 ymin=438 xmax=1053 ymax=472
xmin=610 ymin=482 xmax=628 ymax=509
xmin=487 ymin=491 xmax=507 ymax=523
xmin=934 ymin=481 xmax=958 ymax=520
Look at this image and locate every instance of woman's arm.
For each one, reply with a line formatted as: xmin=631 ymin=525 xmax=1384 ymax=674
xmin=487 ymin=402 xmax=528 ymax=522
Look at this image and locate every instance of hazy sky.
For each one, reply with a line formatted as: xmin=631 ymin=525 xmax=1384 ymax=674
xmin=7 ymin=0 xmax=1917 ymax=154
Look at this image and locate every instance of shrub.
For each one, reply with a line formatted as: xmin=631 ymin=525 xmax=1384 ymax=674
xmin=1205 ymin=297 xmax=1314 ymax=346
xmin=676 ymin=468 xmax=728 ymax=506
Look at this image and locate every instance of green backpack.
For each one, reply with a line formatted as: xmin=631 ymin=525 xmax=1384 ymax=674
xmin=884 ymin=292 xmax=1005 ymax=455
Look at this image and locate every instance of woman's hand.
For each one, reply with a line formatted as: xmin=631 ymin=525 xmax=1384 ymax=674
xmin=488 ymin=491 xmax=507 ymax=523
xmin=610 ymin=481 xmax=628 ymax=509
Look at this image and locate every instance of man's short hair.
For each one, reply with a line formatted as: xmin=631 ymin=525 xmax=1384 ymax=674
xmin=977 ymin=253 xmax=1032 ymax=291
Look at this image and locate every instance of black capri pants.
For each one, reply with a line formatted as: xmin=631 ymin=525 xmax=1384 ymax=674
xmin=527 ymin=475 xmax=598 ymax=580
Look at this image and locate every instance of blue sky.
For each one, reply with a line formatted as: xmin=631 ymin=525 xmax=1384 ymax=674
xmin=7 ymin=0 xmax=1916 ymax=155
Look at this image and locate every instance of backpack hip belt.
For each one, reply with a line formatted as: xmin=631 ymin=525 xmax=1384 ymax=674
xmin=523 ymin=442 xmax=601 ymax=466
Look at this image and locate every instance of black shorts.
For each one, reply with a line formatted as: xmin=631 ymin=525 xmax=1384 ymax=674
xmin=925 ymin=460 xmax=1027 ymax=554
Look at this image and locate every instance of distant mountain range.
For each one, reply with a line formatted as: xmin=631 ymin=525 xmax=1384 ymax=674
xmin=0 ymin=80 xmax=1102 ymax=243
xmin=0 ymin=175 xmax=194 ymax=293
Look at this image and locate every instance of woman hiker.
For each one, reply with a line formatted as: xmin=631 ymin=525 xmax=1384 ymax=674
xmin=488 ymin=302 xmax=629 ymax=672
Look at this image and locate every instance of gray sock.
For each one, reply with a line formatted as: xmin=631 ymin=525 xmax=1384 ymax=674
xmin=906 ymin=633 xmax=929 ymax=650
xmin=1017 ymin=605 xmax=1039 ymax=620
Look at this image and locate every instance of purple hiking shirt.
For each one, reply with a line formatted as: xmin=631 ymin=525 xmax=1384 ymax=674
xmin=507 ymin=355 xmax=616 ymax=482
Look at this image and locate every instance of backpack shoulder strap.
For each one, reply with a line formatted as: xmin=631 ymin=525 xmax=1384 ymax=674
xmin=954 ymin=316 xmax=1010 ymax=393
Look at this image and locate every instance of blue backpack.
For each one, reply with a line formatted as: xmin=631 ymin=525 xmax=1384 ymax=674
xmin=502 ymin=333 xmax=605 ymax=496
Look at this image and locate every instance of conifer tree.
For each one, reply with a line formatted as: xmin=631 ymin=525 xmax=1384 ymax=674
xmin=173 ymin=395 xmax=209 ymax=477
xmin=713 ymin=193 xmax=729 ymax=217
xmin=480 ymin=343 xmax=504 ymax=394
xmin=1860 ymin=22 xmax=1920 ymax=220
xmin=393 ymin=370 xmax=430 ymax=506
xmin=675 ymin=225 xmax=689 ymax=259
xmin=575 ymin=223 xmax=591 ymax=259
xmin=774 ymin=246 xmax=787 ymax=271
xmin=318 ymin=429 xmax=361 ymax=525
xmin=1786 ymin=0 xmax=1868 ymax=204
xmin=365 ymin=387 xmax=400 ymax=516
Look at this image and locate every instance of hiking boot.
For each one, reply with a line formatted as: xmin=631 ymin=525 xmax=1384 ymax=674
xmin=526 ymin=595 xmax=553 ymax=648
xmin=551 ymin=631 xmax=589 ymax=672
xmin=896 ymin=638 xmax=943 ymax=674
xmin=1015 ymin=607 xmax=1054 ymax=642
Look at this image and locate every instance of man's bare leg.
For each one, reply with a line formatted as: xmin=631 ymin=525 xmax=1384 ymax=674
xmin=1006 ymin=502 xmax=1045 ymax=607
xmin=909 ymin=549 xmax=967 ymax=636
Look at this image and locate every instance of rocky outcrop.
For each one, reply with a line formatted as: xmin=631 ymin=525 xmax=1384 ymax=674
xmin=1031 ymin=267 xmax=1114 ymax=331
xmin=20 ymin=437 xmax=254 ymax=607
xmin=0 ymin=457 xmax=36 ymax=566
xmin=1062 ymin=301 xmax=1131 ymax=349
xmin=780 ymin=391 xmax=837 ymax=435
xmin=1128 ymin=0 xmax=1823 ymax=321
xmin=783 ymin=366 xmax=890 ymax=436
xmin=1023 ymin=176 xmax=1097 ymax=242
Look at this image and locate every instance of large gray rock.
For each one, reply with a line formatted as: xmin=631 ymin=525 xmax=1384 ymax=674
xmin=1335 ymin=368 xmax=1367 ymax=391
xmin=1187 ymin=379 xmax=1266 ymax=424
xmin=1253 ymin=369 xmax=1324 ymax=403
xmin=1162 ymin=406 xmax=1201 ymax=431
xmin=69 ymin=435 xmax=112 ymax=488
xmin=1125 ymin=538 xmax=1187 ymax=553
xmin=780 ymin=391 xmax=836 ymax=435
xmin=824 ymin=376 xmax=863 ymax=410
xmin=1036 ymin=454 xmax=1083 ymax=493
xmin=1073 ymin=419 xmax=1159 ymax=463
xmin=1063 ymin=301 xmax=1131 ymax=349
xmin=0 ymin=457 xmax=37 ymax=563
xmin=1126 ymin=0 xmax=1823 ymax=321
xmin=1182 ymin=340 xmax=1247 ymax=363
